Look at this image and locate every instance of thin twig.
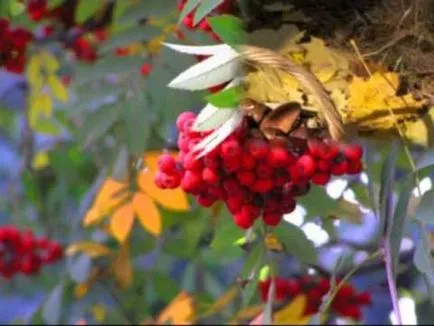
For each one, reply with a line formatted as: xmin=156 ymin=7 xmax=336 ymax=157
xmin=384 ymin=238 xmax=403 ymax=325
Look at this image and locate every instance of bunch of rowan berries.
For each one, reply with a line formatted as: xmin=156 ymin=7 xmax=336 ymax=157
xmin=0 ymin=226 xmax=63 ymax=279
xmin=155 ymin=111 xmax=363 ymax=230
xmin=259 ymin=276 xmax=372 ymax=320
xmin=0 ymin=19 xmax=33 ymax=73
xmin=177 ymin=0 xmax=235 ymax=41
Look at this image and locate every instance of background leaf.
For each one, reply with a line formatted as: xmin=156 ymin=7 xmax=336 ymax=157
xmin=42 ymin=283 xmax=64 ymax=325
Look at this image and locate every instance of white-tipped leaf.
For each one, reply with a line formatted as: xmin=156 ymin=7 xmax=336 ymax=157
xmin=192 ymin=78 xmax=242 ymax=131
xmin=168 ymin=47 xmax=241 ymax=90
xmin=163 ymin=43 xmax=234 ymax=56
xmin=193 ymin=110 xmax=244 ymax=158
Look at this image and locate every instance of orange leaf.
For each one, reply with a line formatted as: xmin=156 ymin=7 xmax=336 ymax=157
xmin=110 ymin=203 xmax=135 ymax=243
xmin=157 ymin=291 xmax=194 ymax=325
xmin=137 ymin=169 xmax=190 ymax=211
xmin=84 ymin=178 xmax=129 ymax=226
xmin=132 ymin=192 xmax=162 ymax=236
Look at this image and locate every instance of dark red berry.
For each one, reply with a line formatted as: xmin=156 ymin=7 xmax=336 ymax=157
xmin=263 ymin=212 xmax=282 ymax=226
xmin=312 ymin=172 xmax=331 ymax=185
xmin=343 ymin=144 xmax=363 ymax=161
xmin=248 ymin=138 xmax=269 ymax=159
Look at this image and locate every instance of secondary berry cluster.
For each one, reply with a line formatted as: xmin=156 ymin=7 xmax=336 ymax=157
xmin=177 ymin=0 xmax=235 ymax=41
xmin=155 ymin=111 xmax=363 ymax=230
xmin=0 ymin=226 xmax=63 ymax=278
xmin=259 ymin=276 xmax=372 ymax=320
xmin=0 ymin=19 xmax=33 ymax=73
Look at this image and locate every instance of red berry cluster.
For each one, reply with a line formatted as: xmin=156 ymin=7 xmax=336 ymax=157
xmin=259 ymin=276 xmax=372 ymax=320
xmin=27 ymin=0 xmax=77 ymax=29
xmin=0 ymin=19 xmax=33 ymax=73
xmin=177 ymin=0 xmax=235 ymax=41
xmin=155 ymin=111 xmax=363 ymax=230
xmin=0 ymin=226 xmax=63 ymax=278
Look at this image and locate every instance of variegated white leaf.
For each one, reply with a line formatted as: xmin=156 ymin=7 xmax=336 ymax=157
xmin=193 ymin=110 xmax=244 ymax=158
xmin=192 ymin=78 xmax=242 ymax=131
xmin=167 ymin=47 xmax=241 ymax=90
xmin=163 ymin=43 xmax=233 ymax=56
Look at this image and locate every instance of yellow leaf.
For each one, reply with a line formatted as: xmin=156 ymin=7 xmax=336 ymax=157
xmin=157 ymin=292 xmax=194 ymax=325
xmin=83 ymin=207 xmax=104 ymax=226
xmin=273 ymin=295 xmax=310 ymax=325
xmin=32 ymin=151 xmax=50 ymax=170
xmin=84 ymin=178 xmax=129 ymax=226
xmin=65 ymin=241 xmax=111 ymax=257
xmin=29 ymin=93 xmax=53 ymax=127
xmin=26 ymin=55 xmax=43 ymax=90
xmin=110 ymin=203 xmax=135 ymax=243
xmin=74 ymin=283 xmax=90 ymax=299
xmin=91 ymin=304 xmax=106 ymax=323
xmin=132 ymin=192 xmax=162 ymax=236
xmin=48 ymin=75 xmax=69 ymax=102
xmin=41 ymin=51 xmax=60 ymax=73
xmin=113 ymin=242 xmax=133 ymax=289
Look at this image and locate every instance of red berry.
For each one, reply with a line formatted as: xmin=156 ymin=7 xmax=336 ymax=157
xmin=223 ymin=178 xmax=242 ymax=195
xmin=202 ymin=167 xmax=220 ymax=184
xmin=331 ymin=160 xmax=348 ymax=175
xmin=241 ymin=153 xmax=256 ymax=170
xmin=268 ymin=146 xmax=291 ymax=167
xmin=140 ymin=63 xmax=152 ymax=76
xmin=354 ymin=292 xmax=372 ymax=305
xmin=221 ymin=139 xmax=242 ymax=158
xmin=312 ymin=172 xmax=331 ymax=185
xmin=247 ymin=139 xmax=270 ymax=159
xmin=181 ymin=170 xmax=202 ymax=192
xmin=183 ymin=152 xmax=203 ymax=171
xmin=208 ymin=83 xmax=227 ymax=93
xmin=347 ymin=160 xmax=363 ymax=175
xmin=264 ymin=199 xmax=280 ymax=213
xmin=285 ymin=279 xmax=301 ymax=296
xmin=343 ymin=144 xmax=363 ymax=161
xmin=240 ymin=204 xmax=260 ymax=221
xmin=223 ymin=157 xmax=240 ymax=173
xmin=234 ymin=212 xmax=254 ymax=229
xmin=198 ymin=18 xmax=211 ymax=31
xmin=337 ymin=284 xmax=355 ymax=299
xmin=158 ymin=154 xmax=177 ymax=174
xmin=237 ymin=170 xmax=256 ymax=187
xmin=317 ymin=159 xmax=330 ymax=173
xmin=162 ymin=172 xmax=182 ymax=189
xmin=252 ymin=178 xmax=273 ymax=193
xmin=255 ymin=163 xmax=273 ymax=178
xmin=27 ymin=0 xmax=47 ymax=21
xmin=295 ymin=154 xmax=316 ymax=178
xmin=339 ymin=304 xmax=362 ymax=320
xmin=226 ymin=197 xmax=243 ymax=214
xmin=263 ymin=212 xmax=282 ymax=226
xmin=204 ymin=155 xmax=220 ymax=169
xmin=307 ymin=288 xmax=323 ymax=303
xmin=183 ymin=14 xmax=194 ymax=29
xmin=176 ymin=111 xmax=196 ymax=131
xmin=318 ymin=278 xmax=331 ymax=294
xmin=280 ymin=197 xmax=296 ymax=214
xmin=197 ymin=194 xmax=215 ymax=207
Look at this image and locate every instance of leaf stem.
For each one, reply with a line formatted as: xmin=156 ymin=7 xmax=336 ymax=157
xmin=384 ymin=238 xmax=403 ymax=325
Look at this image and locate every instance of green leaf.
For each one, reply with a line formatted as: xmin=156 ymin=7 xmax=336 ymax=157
xmin=117 ymin=0 xmax=175 ymax=24
xmin=73 ymin=55 xmax=144 ymax=85
xmin=99 ymin=25 xmax=161 ymax=54
xmin=413 ymin=231 xmax=433 ymax=274
xmin=241 ymin=243 xmax=264 ymax=307
xmin=183 ymin=210 xmax=209 ymax=255
xmin=274 ymin=222 xmax=318 ymax=265
xmin=416 ymin=189 xmax=434 ymax=224
xmin=77 ymin=104 xmax=122 ymax=146
xmin=205 ymin=86 xmax=242 ymax=108
xmin=364 ymin=141 xmax=380 ymax=215
xmin=153 ymin=272 xmax=181 ymax=303
xmin=42 ymin=283 xmax=64 ymax=324
xmin=379 ymin=141 xmax=399 ymax=235
xmin=75 ymin=0 xmax=101 ymax=24
xmin=68 ymin=254 xmax=91 ymax=283
xmin=208 ymin=15 xmax=246 ymax=46
xmin=388 ymin=177 xmax=414 ymax=281
xmin=32 ymin=118 xmax=63 ymax=136
xmin=193 ymin=0 xmax=224 ymax=25
xmin=178 ymin=0 xmax=202 ymax=25
xmin=210 ymin=209 xmax=244 ymax=253
xmin=122 ymin=88 xmax=151 ymax=156
xmin=8 ymin=0 xmax=25 ymax=16
xmin=112 ymin=145 xmax=129 ymax=182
